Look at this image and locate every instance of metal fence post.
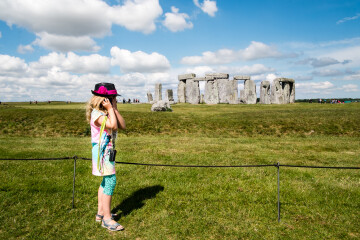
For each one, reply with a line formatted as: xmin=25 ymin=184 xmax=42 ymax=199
xmin=277 ymin=162 xmax=280 ymax=223
xmin=72 ymin=155 xmax=77 ymax=209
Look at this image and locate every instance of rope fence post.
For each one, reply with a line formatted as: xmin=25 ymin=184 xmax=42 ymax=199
xmin=277 ymin=162 xmax=280 ymax=223
xmin=72 ymin=155 xmax=77 ymax=209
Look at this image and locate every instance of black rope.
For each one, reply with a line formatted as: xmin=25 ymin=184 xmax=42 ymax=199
xmin=0 ymin=157 xmax=72 ymax=161
xmin=0 ymin=156 xmax=359 ymax=169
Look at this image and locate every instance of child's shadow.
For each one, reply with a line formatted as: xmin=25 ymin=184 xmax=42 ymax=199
xmin=112 ymin=185 xmax=164 ymax=220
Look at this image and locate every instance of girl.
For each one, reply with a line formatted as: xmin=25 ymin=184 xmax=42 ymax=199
xmin=86 ymin=83 xmax=126 ymax=231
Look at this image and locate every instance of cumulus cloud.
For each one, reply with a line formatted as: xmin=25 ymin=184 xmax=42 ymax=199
xmin=33 ymin=32 xmax=100 ymax=52
xmin=296 ymin=81 xmax=335 ymax=94
xmin=17 ymin=44 xmax=34 ymax=54
xmin=110 ymin=47 xmax=170 ymax=73
xmin=163 ymin=6 xmax=193 ymax=32
xmin=181 ymin=41 xmax=292 ymax=65
xmin=217 ymin=64 xmax=275 ymax=75
xmin=0 ymin=55 xmax=28 ymax=76
xmin=0 ymin=0 xmax=163 ymax=52
xmin=30 ymin=52 xmax=111 ymax=74
xmin=193 ymin=0 xmax=218 ymax=17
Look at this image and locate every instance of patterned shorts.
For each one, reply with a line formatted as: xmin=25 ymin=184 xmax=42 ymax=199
xmin=100 ymin=174 xmax=117 ymax=196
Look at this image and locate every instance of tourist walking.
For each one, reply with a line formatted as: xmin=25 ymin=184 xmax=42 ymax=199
xmin=86 ymin=82 xmax=126 ymax=231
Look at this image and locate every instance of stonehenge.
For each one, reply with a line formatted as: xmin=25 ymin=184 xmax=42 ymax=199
xmin=147 ymin=74 xmax=295 ymax=105
xmin=177 ymin=73 xmax=295 ymax=104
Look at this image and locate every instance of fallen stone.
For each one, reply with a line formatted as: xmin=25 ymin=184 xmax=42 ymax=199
xmin=151 ymin=100 xmax=172 ymax=112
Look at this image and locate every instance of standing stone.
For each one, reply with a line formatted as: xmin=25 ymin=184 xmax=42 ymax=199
xmin=271 ymin=79 xmax=284 ymax=104
xmin=177 ymin=80 xmax=186 ymax=103
xmin=282 ymin=82 xmax=290 ymax=104
xmin=185 ymin=79 xmax=200 ymax=104
xmin=260 ymin=81 xmax=271 ymax=104
xmin=154 ymin=83 xmax=162 ymax=102
xmin=165 ymin=89 xmax=174 ymax=101
xmin=290 ymin=83 xmax=295 ymax=103
xmin=228 ymin=80 xmax=238 ymax=104
xmin=217 ymin=79 xmax=231 ymax=103
xmin=243 ymin=80 xmax=257 ymax=104
xmin=204 ymin=80 xmax=219 ymax=104
xmin=147 ymin=91 xmax=153 ymax=103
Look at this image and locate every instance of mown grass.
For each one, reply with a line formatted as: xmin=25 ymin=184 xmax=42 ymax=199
xmin=0 ymin=102 xmax=359 ymax=239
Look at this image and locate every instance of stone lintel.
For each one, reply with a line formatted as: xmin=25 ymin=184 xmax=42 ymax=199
xmin=193 ymin=76 xmax=215 ymax=81
xmin=233 ymin=75 xmax=251 ymax=80
xmin=261 ymin=81 xmax=270 ymax=87
xmin=178 ymin=73 xmax=196 ymax=80
xmin=205 ymin=73 xmax=229 ymax=79
xmin=276 ymin=78 xmax=294 ymax=83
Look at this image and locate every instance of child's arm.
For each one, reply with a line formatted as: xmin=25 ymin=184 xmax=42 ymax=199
xmin=112 ymin=98 xmax=126 ymax=130
xmin=95 ymin=98 xmax=118 ymax=130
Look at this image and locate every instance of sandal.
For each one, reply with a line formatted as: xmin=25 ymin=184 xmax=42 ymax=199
xmin=95 ymin=213 xmax=117 ymax=222
xmin=102 ymin=218 xmax=124 ymax=231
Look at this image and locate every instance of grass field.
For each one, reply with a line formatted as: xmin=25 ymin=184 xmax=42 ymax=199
xmin=0 ymin=102 xmax=359 ymax=239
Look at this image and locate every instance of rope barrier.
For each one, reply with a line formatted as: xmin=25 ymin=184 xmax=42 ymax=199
xmin=1 ymin=155 xmax=359 ymax=222
xmin=1 ymin=156 xmax=359 ymax=169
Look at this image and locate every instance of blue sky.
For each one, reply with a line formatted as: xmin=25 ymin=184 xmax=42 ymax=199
xmin=0 ymin=0 xmax=359 ymax=102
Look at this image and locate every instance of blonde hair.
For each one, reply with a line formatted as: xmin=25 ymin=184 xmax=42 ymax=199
xmin=86 ymin=95 xmax=107 ymax=123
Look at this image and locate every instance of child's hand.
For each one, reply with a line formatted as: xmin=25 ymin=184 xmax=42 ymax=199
xmin=102 ymin=98 xmax=113 ymax=110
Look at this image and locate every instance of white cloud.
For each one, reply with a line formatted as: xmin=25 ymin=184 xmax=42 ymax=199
xmin=0 ymin=0 xmax=163 ymax=52
xmin=341 ymin=84 xmax=359 ymax=92
xmin=0 ymin=55 xmax=28 ymax=76
xmin=109 ymin=0 xmax=163 ymax=34
xmin=217 ymin=64 xmax=275 ymax=75
xmin=296 ymin=81 xmax=335 ymax=94
xmin=193 ymin=0 xmax=218 ymax=17
xmin=163 ymin=6 xmax=193 ymax=32
xmin=110 ymin=47 xmax=170 ymax=73
xmin=33 ymin=32 xmax=100 ymax=52
xmin=185 ymin=66 xmax=214 ymax=76
xmin=337 ymin=13 xmax=360 ymax=24
xmin=17 ymin=44 xmax=34 ymax=54
xmin=30 ymin=52 xmax=111 ymax=74
xmin=312 ymin=69 xmax=344 ymax=77
xmin=181 ymin=41 xmax=290 ymax=65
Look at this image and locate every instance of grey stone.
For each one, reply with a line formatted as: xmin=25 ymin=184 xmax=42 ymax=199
xmin=217 ymin=79 xmax=231 ymax=103
xmin=177 ymin=80 xmax=186 ymax=103
xmin=271 ymin=79 xmax=284 ymax=104
xmin=185 ymin=79 xmax=200 ymax=104
xmin=206 ymin=73 xmax=229 ymax=79
xmin=147 ymin=91 xmax=153 ymax=103
xmin=277 ymin=78 xmax=295 ymax=83
xmin=260 ymin=81 xmax=271 ymax=104
xmin=165 ymin=89 xmax=174 ymax=102
xmin=282 ymin=82 xmax=291 ymax=104
xmin=228 ymin=80 xmax=238 ymax=104
xmin=178 ymin=73 xmax=196 ymax=80
xmin=204 ymin=80 xmax=219 ymax=104
xmin=243 ymin=80 xmax=257 ymax=104
xmin=154 ymin=83 xmax=162 ymax=102
xmin=239 ymin=89 xmax=245 ymax=103
xmin=234 ymin=75 xmax=251 ymax=80
xmin=151 ymin=100 xmax=172 ymax=112
xmin=290 ymin=82 xmax=295 ymax=103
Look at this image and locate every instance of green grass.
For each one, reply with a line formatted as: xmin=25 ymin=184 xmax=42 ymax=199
xmin=0 ymin=102 xmax=359 ymax=239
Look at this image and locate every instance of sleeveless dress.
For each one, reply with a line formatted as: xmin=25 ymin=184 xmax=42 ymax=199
xmin=90 ymin=109 xmax=116 ymax=176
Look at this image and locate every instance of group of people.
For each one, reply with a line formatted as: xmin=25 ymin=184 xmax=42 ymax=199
xmin=122 ymin=98 xmax=140 ymax=104
xmin=308 ymin=99 xmax=344 ymax=104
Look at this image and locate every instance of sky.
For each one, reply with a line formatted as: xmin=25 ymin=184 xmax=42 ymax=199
xmin=0 ymin=0 xmax=359 ymax=102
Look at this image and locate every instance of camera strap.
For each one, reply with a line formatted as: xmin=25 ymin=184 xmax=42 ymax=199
xmin=97 ymin=116 xmax=108 ymax=172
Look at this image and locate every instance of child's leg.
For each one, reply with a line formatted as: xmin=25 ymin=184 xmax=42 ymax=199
xmin=100 ymin=174 xmax=117 ymax=219
xmin=97 ymin=186 xmax=104 ymax=215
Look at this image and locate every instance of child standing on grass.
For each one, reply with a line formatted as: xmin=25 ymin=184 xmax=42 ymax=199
xmin=86 ymin=83 xmax=126 ymax=231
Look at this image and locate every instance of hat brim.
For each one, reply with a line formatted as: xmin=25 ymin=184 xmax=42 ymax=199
xmin=91 ymin=90 xmax=121 ymax=97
